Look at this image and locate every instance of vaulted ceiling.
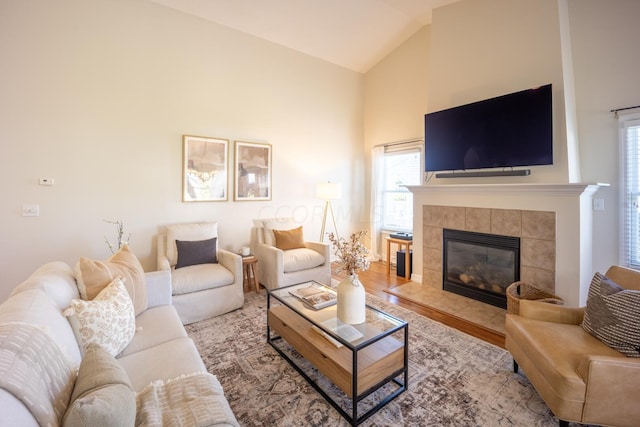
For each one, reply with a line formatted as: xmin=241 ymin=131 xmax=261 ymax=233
xmin=151 ymin=0 xmax=460 ymax=73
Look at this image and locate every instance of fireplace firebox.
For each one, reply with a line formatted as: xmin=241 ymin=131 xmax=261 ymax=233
xmin=442 ymin=229 xmax=520 ymax=309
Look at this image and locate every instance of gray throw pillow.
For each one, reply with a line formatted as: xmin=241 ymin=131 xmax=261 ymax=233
xmin=62 ymin=344 xmax=136 ymax=426
xmin=175 ymin=237 xmax=218 ymax=268
xmin=582 ymin=272 xmax=640 ymax=357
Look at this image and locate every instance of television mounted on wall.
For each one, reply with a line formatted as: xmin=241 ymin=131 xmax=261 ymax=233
xmin=424 ymin=84 xmax=553 ymax=176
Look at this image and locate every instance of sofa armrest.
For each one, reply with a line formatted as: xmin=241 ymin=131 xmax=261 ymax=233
xmin=519 ymin=299 xmax=585 ymax=324
xmin=156 ymin=234 xmax=171 ymax=271
xmin=305 ymin=241 xmax=331 ymax=261
xmin=145 ymin=270 xmax=172 ymax=308
xmin=580 ymin=354 xmax=640 ymax=425
xmin=255 ymin=243 xmax=284 ymax=290
xmin=157 ymin=257 xmax=171 ymax=271
xmin=217 ymin=249 xmax=243 ymax=286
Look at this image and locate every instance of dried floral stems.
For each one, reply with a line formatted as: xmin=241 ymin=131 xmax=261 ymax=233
xmin=104 ymin=219 xmax=130 ymax=254
xmin=327 ymin=230 xmax=370 ymax=276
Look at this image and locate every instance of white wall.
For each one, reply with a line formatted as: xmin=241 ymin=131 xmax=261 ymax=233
xmin=568 ymin=0 xmax=640 ymax=272
xmin=0 ymin=0 xmax=364 ymax=301
xmin=428 ymin=0 xmax=569 ymax=184
xmin=362 ymin=27 xmax=430 ymax=255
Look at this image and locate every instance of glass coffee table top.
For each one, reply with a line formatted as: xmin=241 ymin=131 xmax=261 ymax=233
xmin=269 ymin=280 xmax=406 ymax=349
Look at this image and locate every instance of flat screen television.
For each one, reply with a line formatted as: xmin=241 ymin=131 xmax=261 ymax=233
xmin=425 ymin=84 xmax=553 ymax=173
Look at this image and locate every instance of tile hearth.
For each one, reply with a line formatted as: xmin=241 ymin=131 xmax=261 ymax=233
xmin=385 ymin=280 xmax=506 ymax=334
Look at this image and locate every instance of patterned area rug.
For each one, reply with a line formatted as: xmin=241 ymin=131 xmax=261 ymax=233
xmin=186 ymin=291 xmax=567 ymax=426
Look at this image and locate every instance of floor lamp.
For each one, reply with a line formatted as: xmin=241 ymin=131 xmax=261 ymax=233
xmin=317 ymin=182 xmax=341 ymax=242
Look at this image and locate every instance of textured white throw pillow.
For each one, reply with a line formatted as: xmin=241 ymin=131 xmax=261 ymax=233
xmin=64 ymin=277 xmax=135 ymax=357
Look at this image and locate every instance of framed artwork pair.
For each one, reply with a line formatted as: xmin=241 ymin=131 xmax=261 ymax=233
xmin=182 ymin=135 xmax=272 ymax=202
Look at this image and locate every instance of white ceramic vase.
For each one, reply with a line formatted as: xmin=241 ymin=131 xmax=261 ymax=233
xmin=336 ymin=274 xmax=366 ymax=324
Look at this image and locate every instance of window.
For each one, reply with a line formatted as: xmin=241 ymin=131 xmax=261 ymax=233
xmin=381 ymin=148 xmax=421 ymax=231
xmin=621 ymin=112 xmax=640 ymax=269
xmin=370 ymin=141 xmax=423 ymax=259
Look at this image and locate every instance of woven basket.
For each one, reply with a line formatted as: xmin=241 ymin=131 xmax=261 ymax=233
xmin=506 ymin=281 xmax=564 ymax=315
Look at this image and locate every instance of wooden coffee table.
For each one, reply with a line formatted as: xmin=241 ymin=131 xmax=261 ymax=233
xmin=267 ymin=281 xmax=408 ymax=426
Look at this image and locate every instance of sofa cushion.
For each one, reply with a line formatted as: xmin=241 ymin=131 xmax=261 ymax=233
xmin=119 ymin=305 xmax=187 ymax=357
xmin=283 ymin=248 xmax=325 ymax=273
xmin=65 ymin=278 xmax=136 ymax=357
xmin=74 ymin=245 xmax=147 ymax=315
xmin=117 ymin=337 xmax=206 ymax=392
xmin=10 ymin=262 xmax=79 ymax=310
xmin=582 ymin=272 xmax=640 ymax=357
xmin=273 ymin=226 xmax=306 ymax=250
xmin=0 ymin=289 xmax=82 ymax=365
xmin=175 ymin=237 xmax=218 ymax=268
xmin=261 ymin=218 xmax=298 ymax=247
xmin=171 ymin=263 xmax=235 ymax=295
xmin=62 ymin=344 xmax=135 ymax=427
xmin=166 ymin=222 xmax=218 ymax=266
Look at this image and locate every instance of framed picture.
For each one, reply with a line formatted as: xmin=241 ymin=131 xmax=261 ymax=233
xmin=234 ymin=141 xmax=272 ymax=201
xmin=182 ymin=135 xmax=229 ymax=202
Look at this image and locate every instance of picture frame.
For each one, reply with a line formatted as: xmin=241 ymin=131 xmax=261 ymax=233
xmin=182 ymin=135 xmax=229 ymax=202
xmin=234 ymin=141 xmax=272 ymax=201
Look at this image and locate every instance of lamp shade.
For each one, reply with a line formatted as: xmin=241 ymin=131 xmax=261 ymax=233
xmin=316 ymin=182 xmax=342 ymax=200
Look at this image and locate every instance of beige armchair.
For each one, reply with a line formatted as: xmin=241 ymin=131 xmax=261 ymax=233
xmin=505 ymin=265 xmax=640 ymax=427
xmin=157 ymin=221 xmax=243 ymax=324
xmin=250 ymin=218 xmax=331 ymax=290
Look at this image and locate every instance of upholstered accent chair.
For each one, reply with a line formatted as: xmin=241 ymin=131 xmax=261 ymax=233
xmin=250 ymin=218 xmax=331 ymax=290
xmin=157 ymin=222 xmax=243 ymax=324
xmin=505 ymin=265 xmax=640 ymax=427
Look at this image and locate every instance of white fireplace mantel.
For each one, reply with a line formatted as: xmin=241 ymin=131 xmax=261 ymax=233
xmin=407 ymin=183 xmax=608 ymax=306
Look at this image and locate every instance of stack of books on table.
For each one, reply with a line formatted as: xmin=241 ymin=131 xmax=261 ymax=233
xmin=289 ymin=284 xmax=337 ymax=310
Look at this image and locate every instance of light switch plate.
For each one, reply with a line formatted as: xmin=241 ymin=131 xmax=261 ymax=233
xmin=22 ymin=204 xmax=39 ymax=217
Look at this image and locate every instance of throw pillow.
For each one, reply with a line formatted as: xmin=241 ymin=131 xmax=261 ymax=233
xmin=175 ymin=237 xmax=218 ymax=269
xmin=64 ymin=277 xmax=136 ymax=357
xmin=582 ymin=272 xmax=640 ymax=357
xmin=166 ymin=222 xmax=218 ymax=266
xmin=74 ymin=244 xmax=147 ymax=315
xmin=273 ymin=226 xmax=306 ymax=250
xmin=261 ymin=218 xmax=298 ymax=247
xmin=62 ymin=344 xmax=136 ymax=427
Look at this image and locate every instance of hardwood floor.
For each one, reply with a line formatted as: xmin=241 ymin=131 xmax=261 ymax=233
xmin=333 ymin=261 xmax=506 ymax=349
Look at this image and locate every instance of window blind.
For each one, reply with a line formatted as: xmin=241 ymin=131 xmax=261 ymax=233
xmin=621 ymin=115 xmax=640 ymax=268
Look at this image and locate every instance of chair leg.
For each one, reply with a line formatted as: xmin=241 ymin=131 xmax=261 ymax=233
xmin=513 ymin=359 xmax=519 ymax=373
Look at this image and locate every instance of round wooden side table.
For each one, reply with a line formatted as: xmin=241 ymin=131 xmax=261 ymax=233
xmin=242 ymin=255 xmax=259 ymax=292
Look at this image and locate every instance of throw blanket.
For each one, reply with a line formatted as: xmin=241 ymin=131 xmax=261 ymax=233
xmin=136 ymin=371 xmax=240 ymax=427
xmin=0 ymin=322 xmax=76 ymax=427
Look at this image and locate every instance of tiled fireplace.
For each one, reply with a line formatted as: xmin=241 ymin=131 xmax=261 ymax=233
xmin=424 ymin=206 xmax=556 ymax=304
xmin=408 ymin=183 xmax=603 ymax=306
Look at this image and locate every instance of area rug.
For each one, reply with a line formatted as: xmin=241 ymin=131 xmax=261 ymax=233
xmin=186 ymin=291 xmax=568 ymax=426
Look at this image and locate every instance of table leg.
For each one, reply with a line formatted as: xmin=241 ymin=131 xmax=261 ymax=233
xmin=386 ymin=239 xmax=391 ymax=275
xmin=252 ymin=264 xmax=260 ymax=292
xmin=405 ymin=243 xmax=411 ymax=280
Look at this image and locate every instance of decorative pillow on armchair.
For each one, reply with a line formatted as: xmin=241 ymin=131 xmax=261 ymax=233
xmin=74 ymin=244 xmax=147 ymax=315
xmin=175 ymin=237 xmax=218 ymax=268
xmin=261 ymin=218 xmax=299 ymax=247
xmin=273 ymin=226 xmax=306 ymax=250
xmin=582 ymin=272 xmax=640 ymax=357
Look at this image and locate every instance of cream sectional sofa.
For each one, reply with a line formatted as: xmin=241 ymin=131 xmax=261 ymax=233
xmin=0 ymin=261 xmax=239 ymax=426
